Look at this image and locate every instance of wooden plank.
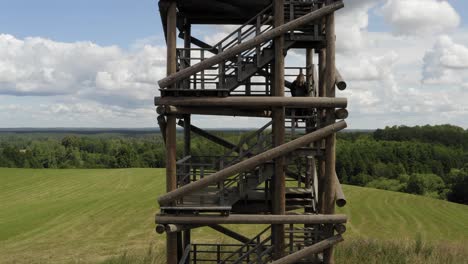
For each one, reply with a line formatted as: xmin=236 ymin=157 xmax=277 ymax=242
xmin=157 ymin=1 xmax=344 ymax=88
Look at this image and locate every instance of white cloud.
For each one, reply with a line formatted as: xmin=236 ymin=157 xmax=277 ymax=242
xmin=380 ymin=0 xmax=460 ymax=35
xmin=339 ymin=51 xmax=399 ymax=81
xmin=0 ymin=34 xmax=166 ymax=109
xmin=1 ymin=1 xmax=468 ymax=129
xmin=335 ymin=0 xmax=378 ymax=52
xmin=423 ymin=35 xmax=468 ymax=85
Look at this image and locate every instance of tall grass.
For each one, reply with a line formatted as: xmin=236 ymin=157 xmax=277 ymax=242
xmin=335 ymin=237 xmax=467 ymax=264
xmin=101 ymin=238 xmax=468 ymax=264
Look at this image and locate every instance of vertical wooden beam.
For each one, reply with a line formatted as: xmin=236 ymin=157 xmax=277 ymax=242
xmin=317 ymin=48 xmax=326 ymax=214
xmin=323 ymin=9 xmax=337 ymax=264
xmin=306 ymin=49 xmax=314 ymax=97
xmin=165 ymin=1 xmax=178 ymax=264
xmin=166 ymin=116 xmax=178 ymax=264
xmin=183 ymin=115 xmax=191 ymax=255
xmin=183 ymin=20 xmax=191 ymax=90
xmin=272 ymin=0 xmax=286 ymax=260
xmin=182 ymin=19 xmax=191 ymax=257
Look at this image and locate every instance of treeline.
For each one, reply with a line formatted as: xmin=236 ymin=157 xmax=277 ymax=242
xmin=0 ymin=131 xmax=240 ymax=169
xmin=0 ymin=135 xmax=166 ymax=169
xmin=337 ymin=125 xmax=468 ymax=205
xmin=0 ymin=125 xmax=467 ymax=204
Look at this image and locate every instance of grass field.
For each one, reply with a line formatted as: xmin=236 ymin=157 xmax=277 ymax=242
xmin=0 ymin=168 xmax=467 ymax=263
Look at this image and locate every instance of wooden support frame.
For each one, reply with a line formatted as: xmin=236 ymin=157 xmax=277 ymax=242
xmin=158 ymin=121 xmax=347 ymax=205
xmin=156 ymin=1 xmax=350 ymax=262
xmin=157 ymin=1 xmax=344 ymax=88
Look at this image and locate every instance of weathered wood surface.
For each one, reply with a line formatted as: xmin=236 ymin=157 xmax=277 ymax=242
xmin=164 ymin=2 xmax=178 ymax=263
xmin=158 ymin=105 xmax=272 ymax=118
xmin=156 ymin=214 xmax=347 ymax=225
xmin=209 ymin=225 xmax=251 ymax=244
xmin=155 ymin=96 xmax=348 ymax=109
xmin=177 ymin=120 xmax=239 ymax=151
xmin=335 ymin=69 xmax=346 ymax=90
xmin=335 ymin=108 xmax=348 ymax=120
xmin=324 ymin=10 xmax=337 ymax=264
xmin=158 ymin=121 xmax=347 ymax=205
xmin=157 ymin=1 xmax=344 ymax=88
xmin=272 ymin=0 xmax=286 ymax=259
xmin=335 ymin=172 xmax=347 ymax=207
xmin=269 ymin=235 xmax=344 ymax=264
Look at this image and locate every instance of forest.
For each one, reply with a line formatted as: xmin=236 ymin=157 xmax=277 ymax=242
xmin=0 ymin=125 xmax=466 ymax=205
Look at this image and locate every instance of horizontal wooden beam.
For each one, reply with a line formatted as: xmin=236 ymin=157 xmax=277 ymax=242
xmin=270 ymin=235 xmax=344 ymax=264
xmin=158 ymin=1 xmax=344 ymax=88
xmin=155 ymin=96 xmax=347 ymax=109
xmin=158 ymin=106 xmax=272 ymax=118
xmin=177 ymin=119 xmax=239 ymax=151
xmin=157 ymin=121 xmax=347 ymax=205
xmin=156 ymin=214 xmax=347 ymax=225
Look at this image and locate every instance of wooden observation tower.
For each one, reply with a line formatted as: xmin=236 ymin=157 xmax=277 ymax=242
xmin=155 ymin=0 xmax=349 ymax=263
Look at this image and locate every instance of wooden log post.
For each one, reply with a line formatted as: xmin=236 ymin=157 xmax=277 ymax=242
xmin=165 ymin=1 xmax=178 ymax=263
xmin=272 ymin=0 xmax=286 ymax=260
xmin=182 ymin=116 xmax=191 ymax=252
xmin=318 ymin=48 xmax=327 ymax=214
xmin=323 ymin=7 xmax=337 ymax=264
xmin=157 ymin=1 xmax=344 ymax=88
xmin=181 ymin=19 xmax=191 ymax=251
xmin=306 ymin=49 xmax=314 ymax=97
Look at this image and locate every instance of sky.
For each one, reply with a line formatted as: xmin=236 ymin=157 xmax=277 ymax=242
xmin=0 ymin=0 xmax=467 ymax=129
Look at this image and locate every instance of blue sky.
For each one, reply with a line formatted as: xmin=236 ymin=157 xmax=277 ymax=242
xmin=2 ymin=0 xmax=467 ymax=46
xmin=0 ymin=0 xmax=161 ymax=48
xmin=0 ymin=0 xmax=467 ymax=128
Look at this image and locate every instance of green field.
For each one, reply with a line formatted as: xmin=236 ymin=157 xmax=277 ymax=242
xmin=0 ymin=168 xmax=467 ymax=263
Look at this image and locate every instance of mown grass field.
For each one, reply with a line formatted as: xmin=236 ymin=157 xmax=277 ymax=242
xmin=0 ymin=168 xmax=467 ymax=263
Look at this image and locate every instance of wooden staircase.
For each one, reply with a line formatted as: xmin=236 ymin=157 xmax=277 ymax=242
xmin=155 ymin=1 xmax=348 ymax=263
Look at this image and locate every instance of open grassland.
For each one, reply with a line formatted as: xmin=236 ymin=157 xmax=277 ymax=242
xmin=0 ymin=168 xmax=467 ymax=263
